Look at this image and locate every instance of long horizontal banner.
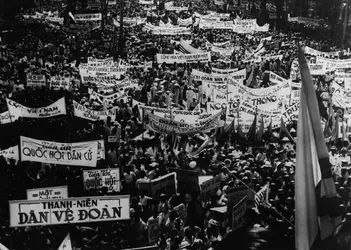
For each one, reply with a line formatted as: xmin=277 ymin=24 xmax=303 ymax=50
xmin=20 ymin=136 xmax=98 ymax=167
xmin=83 ymin=168 xmax=121 ymax=193
xmin=138 ymin=105 xmax=209 ymax=123
xmin=316 ymin=57 xmax=351 ymax=69
xmin=144 ymin=110 xmax=222 ymax=135
xmin=6 ymin=98 xmax=66 ymax=120
xmin=151 ymin=27 xmax=191 ymax=35
xmin=9 ymin=195 xmax=130 ymax=227
xmin=156 ymin=52 xmax=211 ymax=64
xmin=74 ymin=13 xmax=102 ymax=21
xmin=304 ymin=46 xmax=339 ymax=58
xmin=192 ymin=69 xmax=226 ymax=82
xmin=73 ymin=100 xmax=117 ymax=121
xmin=199 ymin=20 xmax=234 ymax=30
xmin=27 ymin=186 xmax=68 ymax=200
xmin=212 ymin=67 xmax=238 ymax=74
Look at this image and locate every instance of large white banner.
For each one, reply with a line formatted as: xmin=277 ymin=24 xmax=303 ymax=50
xmin=212 ymin=68 xmax=238 ymax=74
xmin=316 ymin=57 xmax=351 ymax=69
xmin=151 ymin=27 xmax=191 ymax=35
xmin=308 ymin=64 xmax=326 ymax=76
xmin=20 ymin=136 xmax=98 ymax=167
xmin=178 ymin=17 xmax=193 ymax=26
xmin=73 ymin=101 xmax=117 ymax=121
xmin=192 ymin=69 xmax=226 ymax=82
xmin=211 ymin=46 xmax=234 ymax=56
xmin=83 ymin=168 xmax=121 ymax=193
xmin=27 ymin=186 xmax=69 ymax=200
xmin=304 ymin=46 xmax=339 ymax=58
xmin=79 ymin=65 xmax=126 ymax=78
xmin=156 ymin=53 xmax=211 ymax=64
xmin=199 ymin=20 xmax=234 ymax=30
xmin=6 ymin=98 xmax=66 ymax=120
xmin=9 ymin=195 xmax=130 ymax=227
xmin=180 ymin=39 xmax=205 ymax=54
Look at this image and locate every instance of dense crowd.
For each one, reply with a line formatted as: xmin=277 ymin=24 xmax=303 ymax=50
xmin=0 ymin=0 xmax=351 ymax=250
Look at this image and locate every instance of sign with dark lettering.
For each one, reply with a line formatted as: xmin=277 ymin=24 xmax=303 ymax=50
xmin=83 ymin=168 xmax=121 ymax=193
xmin=20 ymin=136 xmax=98 ymax=167
xmin=9 ymin=195 xmax=130 ymax=227
xmin=27 ymin=186 xmax=68 ymax=200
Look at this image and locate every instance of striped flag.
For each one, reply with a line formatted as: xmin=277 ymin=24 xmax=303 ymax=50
xmin=58 ymin=233 xmax=72 ymax=250
xmin=254 ymin=183 xmax=269 ymax=207
xmin=295 ymin=45 xmax=342 ymax=250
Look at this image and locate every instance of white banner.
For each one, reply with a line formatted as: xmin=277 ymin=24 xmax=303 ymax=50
xmin=151 ymin=27 xmax=191 ymax=35
xmin=20 ymin=136 xmax=98 ymax=167
xmin=144 ymin=110 xmax=222 ymax=135
xmin=180 ymin=39 xmax=205 ymax=54
xmin=230 ymin=69 xmax=246 ymax=84
xmin=83 ymin=168 xmax=121 ymax=193
xmin=74 ymin=13 xmax=102 ymax=21
xmin=165 ymin=6 xmax=188 ymax=11
xmin=304 ymin=46 xmax=339 ymax=58
xmin=192 ymin=69 xmax=226 ymax=82
xmin=87 ymin=57 xmax=114 ymax=64
xmin=9 ymin=195 xmax=130 ymax=227
xmin=73 ymin=100 xmax=117 ymax=121
xmin=139 ymin=0 xmax=154 ymax=4
xmin=156 ymin=52 xmax=211 ymax=64
xmin=178 ymin=17 xmax=193 ymax=26
xmin=27 ymin=74 xmax=46 ymax=87
xmin=6 ymin=98 xmax=66 ymax=120
xmin=211 ymin=46 xmax=234 ymax=56
xmin=79 ymin=65 xmax=126 ymax=78
xmin=316 ymin=57 xmax=351 ymax=69
xmin=199 ymin=20 xmax=234 ymax=30
xmin=27 ymin=186 xmax=68 ymax=200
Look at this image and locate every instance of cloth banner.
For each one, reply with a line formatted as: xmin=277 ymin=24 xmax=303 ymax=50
xmin=316 ymin=57 xmax=351 ymax=69
xmin=83 ymin=168 xmax=121 ymax=193
xmin=178 ymin=17 xmax=193 ymax=26
xmin=309 ymin=64 xmax=326 ymax=76
xmin=212 ymin=68 xmax=238 ymax=74
xmin=192 ymin=69 xmax=226 ymax=82
xmin=20 ymin=136 xmax=98 ymax=167
xmin=9 ymin=195 xmax=130 ymax=227
xmin=180 ymin=39 xmax=205 ymax=53
xmin=156 ymin=53 xmax=211 ymax=64
xmin=6 ymin=98 xmax=66 ymax=120
xmin=144 ymin=110 xmax=222 ymax=135
xmin=304 ymin=46 xmax=339 ymax=57
xmin=211 ymin=46 xmax=234 ymax=56
xmin=73 ymin=100 xmax=117 ymax=121
xmin=199 ymin=20 xmax=234 ymax=30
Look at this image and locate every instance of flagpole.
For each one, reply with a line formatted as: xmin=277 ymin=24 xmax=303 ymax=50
xmin=231 ymin=172 xmax=295 ymax=228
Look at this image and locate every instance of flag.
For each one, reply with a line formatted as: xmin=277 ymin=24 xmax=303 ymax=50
xmin=295 ymin=45 xmax=341 ymax=250
xmin=279 ymin=117 xmax=295 ymax=142
xmin=58 ymin=233 xmax=72 ymax=250
xmin=263 ymin=118 xmax=272 ymax=141
xmin=256 ymin=114 xmax=264 ymax=144
xmin=68 ymin=12 xmax=76 ymax=24
xmin=246 ymin=112 xmax=257 ymax=144
xmin=254 ymin=183 xmax=270 ymax=207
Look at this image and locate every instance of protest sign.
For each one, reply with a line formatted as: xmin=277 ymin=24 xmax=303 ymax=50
xmin=27 ymin=186 xmax=68 ymax=200
xmin=200 ymin=175 xmax=221 ymax=195
xmin=309 ymin=64 xmax=326 ymax=76
xmin=138 ymin=173 xmax=177 ymax=198
xmin=144 ymin=110 xmax=222 ymax=135
xmin=0 ymin=111 xmax=15 ymax=124
xmin=83 ymin=168 xmax=121 ymax=193
xmin=74 ymin=13 xmax=102 ymax=21
xmin=20 ymin=136 xmax=98 ymax=167
xmin=26 ymin=74 xmax=46 ymax=87
xmin=156 ymin=53 xmax=211 ymax=64
xmin=148 ymin=218 xmax=160 ymax=244
xmin=50 ymin=76 xmax=71 ymax=90
xmin=168 ymin=168 xmax=201 ymax=193
xmin=87 ymin=57 xmax=114 ymax=64
xmin=73 ymin=100 xmax=117 ymax=121
xmin=192 ymin=69 xmax=227 ymax=82
xmin=226 ymin=184 xmax=254 ymax=207
xmin=211 ymin=46 xmax=234 ymax=56
xmin=232 ymin=196 xmax=247 ymax=231
xmin=0 ymin=145 xmax=19 ymax=162
xmin=6 ymin=98 xmax=67 ymax=119
xmin=9 ymin=195 xmax=130 ymax=227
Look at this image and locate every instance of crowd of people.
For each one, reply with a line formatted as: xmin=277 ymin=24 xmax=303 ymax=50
xmin=0 ymin=0 xmax=351 ymax=250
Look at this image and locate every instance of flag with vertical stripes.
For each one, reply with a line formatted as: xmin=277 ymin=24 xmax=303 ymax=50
xmin=295 ymin=45 xmax=341 ymax=250
xmin=254 ymin=183 xmax=269 ymax=207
